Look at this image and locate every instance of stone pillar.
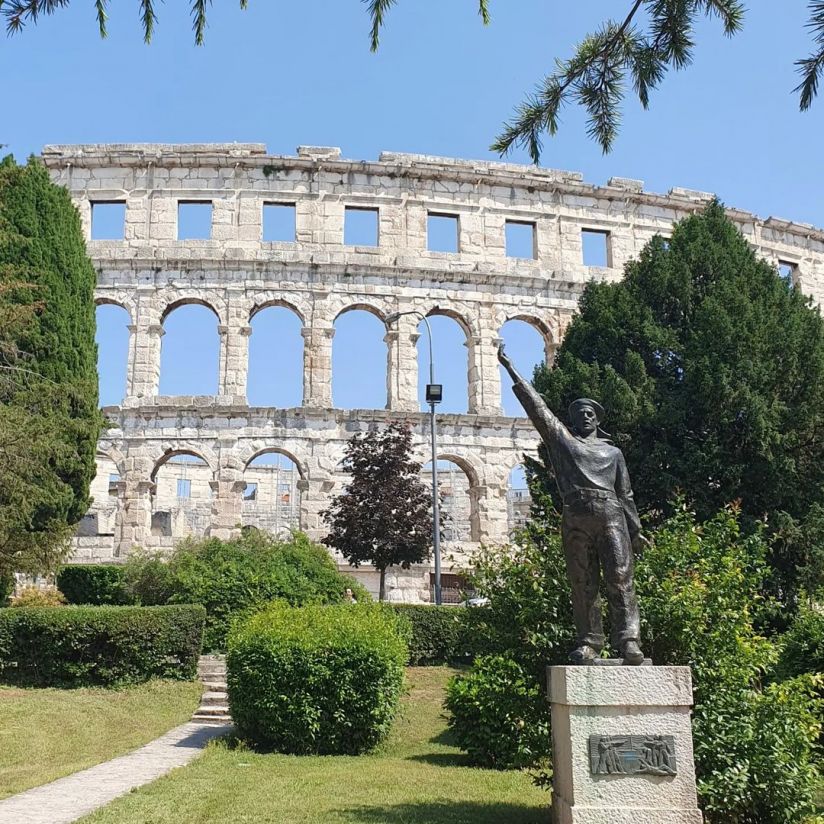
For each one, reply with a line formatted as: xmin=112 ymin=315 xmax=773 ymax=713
xmin=548 ymin=665 xmax=703 ymax=824
xmin=474 ymin=481 xmax=509 ymax=545
xmin=467 ymin=332 xmax=502 ymax=417
xmin=208 ymin=473 xmax=245 ymax=540
xmin=113 ymin=478 xmax=154 ymax=556
xmin=218 ymin=324 xmax=251 ymax=400
xmin=302 ymin=326 xmax=335 ymax=408
xmin=126 ymin=321 xmax=163 ymax=400
xmin=385 ymin=313 xmax=419 ymax=412
xmin=298 ymin=475 xmax=333 ymax=541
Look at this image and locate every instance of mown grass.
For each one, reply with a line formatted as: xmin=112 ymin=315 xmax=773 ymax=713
xmin=81 ymin=667 xmax=549 ymax=824
xmin=0 ymin=679 xmax=202 ymax=799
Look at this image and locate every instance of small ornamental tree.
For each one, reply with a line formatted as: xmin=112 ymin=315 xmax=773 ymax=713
xmin=322 ymin=422 xmax=432 ymax=601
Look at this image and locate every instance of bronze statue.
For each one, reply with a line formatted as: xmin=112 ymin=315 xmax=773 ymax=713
xmin=498 ymin=344 xmax=645 ymax=665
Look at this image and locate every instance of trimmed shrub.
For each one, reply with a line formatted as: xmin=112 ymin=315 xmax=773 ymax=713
xmin=445 ymin=655 xmax=550 ymax=770
xmin=0 ymin=604 xmax=204 ymax=687
xmin=10 ymin=586 xmax=66 ymax=607
xmin=124 ymin=532 xmax=357 ymax=651
xmin=57 ymin=564 xmax=132 ymax=606
xmin=389 ymin=604 xmax=468 ymax=664
xmin=228 ymin=603 xmax=407 ymax=755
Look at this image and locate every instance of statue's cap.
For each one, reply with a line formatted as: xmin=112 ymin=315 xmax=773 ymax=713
xmin=568 ymin=397 xmax=605 ymax=422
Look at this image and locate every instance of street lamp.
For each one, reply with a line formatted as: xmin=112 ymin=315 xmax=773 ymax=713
xmin=385 ymin=310 xmax=443 ymax=605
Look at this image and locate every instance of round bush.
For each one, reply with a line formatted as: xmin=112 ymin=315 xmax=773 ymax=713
xmin=227 ymin=603 xmax=407 ymax=755
xmin=57 ymin=564 xmax=132 ymax=605
xmin=445 ymin=655 xmax=550 ymax=770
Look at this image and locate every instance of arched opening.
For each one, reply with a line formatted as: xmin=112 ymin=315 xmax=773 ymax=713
xmin=499 ymin=318 xmax=548 ymax=417
xmin=421 ymin=458 xmax=475 ymax=543
xmin=419 ymin=313 xmax=469 ymax=414
xmin=76 ymin=454 xmax=120 ymax=538
xmin=333 ymin=307 xmax=387 ymax=410
xmin=243 ymin=451 xmax=302 ymax=537
xmin=248 ymin=304 xmax=303 ymax=407
xmin=159 ymin=303 xmax=220 ymax=395
xmin=150 ymin=452 xmax=211 ymax=541
xmin=507 ymin=463 xmax=531 ymax=535
xmin=95 ymin=303 xmax=130 ymax=406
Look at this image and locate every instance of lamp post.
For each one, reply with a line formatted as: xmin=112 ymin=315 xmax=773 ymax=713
xmin=385 ymin=310 xmax=442 ymax=605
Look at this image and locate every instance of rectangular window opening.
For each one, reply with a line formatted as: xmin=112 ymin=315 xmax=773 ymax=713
xmin=344 ymin=206 xmax=379 ymax=247
xmin=581 ymin=229 xmax=611 ymax=267
xmin=427 ymin=213 xmax=460 ymax=253
xmin=778 ymin=260 xmax=797 ymax=285
xmin=178 ymin=201 xmax=213 ymax=240
xmin=505 ymin=220 xmax=537 ymax=259
xmin=262 ymin=202 xmax=296 ymax=242
xmin=243 ymin=483 xmax=258 ymax=502
xmin=176 ymin=478 xmax=192 ymax=499
xmin=90 ymin=201 xmax=126 ymax=240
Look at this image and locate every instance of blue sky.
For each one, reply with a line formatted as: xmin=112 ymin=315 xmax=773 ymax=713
xmin=4 ymin=1 xmax=824 ymax=462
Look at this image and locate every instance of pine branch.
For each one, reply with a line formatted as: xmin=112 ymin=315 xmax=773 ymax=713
xmin=478 ymin=0 xmax=490 ymax=26
xmin=139 ymin=0 xmax=155 ymax=43
xmin=796 ymin=1 xmax=824 ymax=110
xmin=94 ymin=0 xmax=107 ymax=37
xmin=191 ymin=0 xmax=209 ymax=46
xmin=365 ymin=0 xmax=397 ymax=52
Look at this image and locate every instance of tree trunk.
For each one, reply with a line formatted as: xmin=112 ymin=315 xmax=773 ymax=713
xmin=379 ymin=567 xmax=386 ymax=602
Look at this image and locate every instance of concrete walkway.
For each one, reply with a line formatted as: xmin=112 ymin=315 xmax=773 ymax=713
xmin=0 ymin=721 xmax=231 ymax=824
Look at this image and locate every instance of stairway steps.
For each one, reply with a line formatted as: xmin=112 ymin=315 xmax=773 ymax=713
xmin=194 ymin=654 xmax=231 ymax=724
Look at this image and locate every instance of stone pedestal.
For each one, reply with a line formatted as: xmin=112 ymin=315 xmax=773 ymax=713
xmin=548 ymin=665 xmax=703 ymax=824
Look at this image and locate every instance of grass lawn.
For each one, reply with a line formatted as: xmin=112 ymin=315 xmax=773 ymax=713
xmin=0 ymin=679 xmax=202 ymax=799
xmin=81 ymin=667 xmax=549 ymax=824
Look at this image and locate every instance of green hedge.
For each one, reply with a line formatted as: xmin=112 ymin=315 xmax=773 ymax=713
xmin=389 ymin=604 xmax=470 ymax=664
xmin=0 ymin=604 xmax=205 ymax=687
xmin=228 ymin=603 xmax=407 ymax=754
xmin=0 ymin=572 xmax=13 ymax=607
xmin=57 ymin=565 xmax=133 ymax=606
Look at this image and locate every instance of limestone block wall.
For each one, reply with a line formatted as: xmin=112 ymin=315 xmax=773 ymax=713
xmin=44 ymin=143 xmax=824 ymax=594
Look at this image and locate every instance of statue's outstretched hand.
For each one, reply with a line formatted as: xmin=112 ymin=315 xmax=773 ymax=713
xmin=498 ymin=342 xmax=514 ymax=371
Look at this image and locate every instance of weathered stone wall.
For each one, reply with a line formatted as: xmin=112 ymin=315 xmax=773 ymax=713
xmin=44 ymin=143 xmax=824 ymax=599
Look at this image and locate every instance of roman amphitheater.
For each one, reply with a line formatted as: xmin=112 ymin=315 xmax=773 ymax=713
xmin=45 ymin=143 xmax=824 ymax=600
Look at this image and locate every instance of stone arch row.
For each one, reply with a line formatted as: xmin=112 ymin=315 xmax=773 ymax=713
xmin=96 ymin=288 xmax=566 ymax=416
xmin=91 ymin=437 xmax=533 ymax=557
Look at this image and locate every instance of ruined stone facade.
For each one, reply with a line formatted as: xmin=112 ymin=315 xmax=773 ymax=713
xmin=44 ymin=143 xmax=824 ymax=600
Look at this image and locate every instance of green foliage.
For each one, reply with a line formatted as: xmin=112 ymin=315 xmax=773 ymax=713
xmin=0 ymin=604 xmax=204 ymax=687
xmin=123 ymin=531 xmax=354 ymax=651
xmin=776 ymin=605 xmax=824 ymax=682
xmin=227 ymin=602 xmax=407 ymax=755
xmin=10 ymin=585 xmax=65 ymax=607
xmin=322 ymin=423 xmax=432 ymax=600
xmin=537 ymin=202 xmax=824 ymax=606
xmin=0 ymin=156 xmax=100 ymax=576
xmin=0 ymin=571 xmax=13 ymax=606
xmin=445 ymin=655 xmax=550 ymax=771
xmin=636 ymin=504 xmax=822 ymax=823
xmin=389 ymin=604 xmax=469 ymax=665
xmin=459 ymin=488 xmax=574 ymax=678
xmin=57 ymin=564 xmax=133 ymax=606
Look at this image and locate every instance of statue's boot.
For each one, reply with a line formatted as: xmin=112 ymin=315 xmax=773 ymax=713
xmin=569 ymin=644 xmax=600 ymax=664
xmin=621 ymin=640 xmax=645 ymax=665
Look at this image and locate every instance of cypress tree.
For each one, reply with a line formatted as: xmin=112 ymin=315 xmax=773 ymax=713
xmin=0 ymin=155 xmax=100 ymax=574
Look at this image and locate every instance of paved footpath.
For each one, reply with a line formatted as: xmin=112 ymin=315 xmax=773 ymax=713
xmin=0 ymin=721 xmax=231 ymax=824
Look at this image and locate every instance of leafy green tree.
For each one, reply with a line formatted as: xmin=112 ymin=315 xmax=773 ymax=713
xmin=5 ymin=2 xmax=824 ymax=156
xmin=0 ymin=156 xmax=100 ymax=576
xmin=535 ymin=201 xmax=824 ymax=605
xmin=322 ymin=422 xmax=432 ymax=601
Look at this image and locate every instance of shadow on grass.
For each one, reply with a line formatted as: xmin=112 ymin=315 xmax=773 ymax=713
xmin=406 ymin=751 xmax=473 ymax=768
xmin=336 ymin=801 xmax=546 ymax=824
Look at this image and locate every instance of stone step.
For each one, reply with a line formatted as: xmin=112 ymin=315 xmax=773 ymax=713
xmin=201 ymin=679 xmax=227 ymax=691
xmin=191 ymin=713 xmax=232 ymax=726
xmin=193 ymin=704 xmax=231 ymax=719
xmin=198 ymin=664 xmax=227 ymax=676
xmin=200 ymin=690 xmax=228 ymax=707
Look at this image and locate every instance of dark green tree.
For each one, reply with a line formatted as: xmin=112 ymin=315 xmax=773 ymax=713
xmin=322 ymin=422 xmax=432 ymax=601
xmin=4 ymin=2 xmax=824 ymax=156
xmin=0 ymin=156 xmax=100 ymax=575
xmin=535 ymin=201 xmax=824 ymax=604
